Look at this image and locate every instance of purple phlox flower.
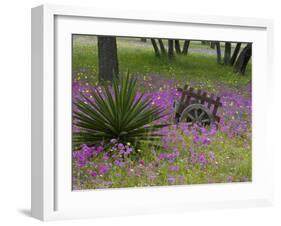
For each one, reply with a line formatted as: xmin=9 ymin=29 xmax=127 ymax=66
xmin=202 ymin=136 xmax=211 ymax=146
xmin=114 ymin=159 xmax=125 ymax=167
xmin=117 ymin=143 xmax=125 ymax=150
xmin=102 ymin=154 xmax=109 ymax=160
xmin=159 ymin=153 xmax=166 ymax=160
xmin=209 ymin=125 xmax=217 ymax=135
xmin=167 ymin=176 xmax=176 ymax=184
xmin=169 ymin=130 xmax=177 ymax=136
xmin=148 ymin=175 xmax=157 ymax=181
xmin=81 ymin=144 xmax=94 ymax=157
xmin=80 ymin=144 xmax=89 ymax=150
xmin=127 ymin=168 xmax=134 ymax=177
xmin=96 ymin=146 xmax=104 ymax=154
xmin=118 ymin=149 xmax=125 ymax=155
xmin=191 ymin=152 xmax=198 ymax=164
xmin=200 ymin=127 xmax=207 ymax=133
xmin=198 ymin=153 xmax=208 ymax=165
xmin=209 ymin=151 xmax=215 ymax=160
xmin=73 ymin=147 xmax=95 ymax=167
xmin=90 ymin=171 xmax=97 ymax=177
xmin=160 ymin=126 xmax=169 ymax=134
xmin=193 ymin=135 xmax=201 ymax=144
xmin=103 ymin=181 xmax=113 ymax=187
xmin=169 ymin=165 xmax=179 ymax=172
xmin=135 ymin=169 xmax=142 ymax=177
xmin=124 ymin=146 xmax=133 ymax=155
xmin=98 ymin=164 xmax=109 ymax=175
xmin=159 ymin=152 xmax=178 ymax=161
xmin=139 ymin=159 xmax=145 ymax=165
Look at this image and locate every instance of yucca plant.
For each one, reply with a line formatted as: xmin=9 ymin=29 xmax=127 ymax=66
xmin=73 ymin=73 xmax=168 ymax=148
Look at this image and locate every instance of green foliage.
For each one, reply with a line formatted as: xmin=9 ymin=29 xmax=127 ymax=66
xmin=73 ymin=73 xmax=168 ymax=147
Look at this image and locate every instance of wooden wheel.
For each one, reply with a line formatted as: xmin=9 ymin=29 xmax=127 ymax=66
xmin=179 ymin=104 xmax=214 ymax=125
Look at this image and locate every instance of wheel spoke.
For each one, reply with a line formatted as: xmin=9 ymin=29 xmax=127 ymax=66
xmin=194 ymin=109 xmax=199 ymax=120
xmin=199 ymin=111 xmax=205 ymax=120
xmin=202 ymin=118 xmax=210 ymax=123
xmin=187 ymin=113 xmax=195 ymax=120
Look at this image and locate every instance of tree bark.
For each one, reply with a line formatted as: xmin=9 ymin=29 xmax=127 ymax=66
xmin=174 ymin=40 xmax=181 ymax=54
xmin=234 ymin=43 xmax=252 ymax=74
xmin=151 ymin=39 xmax=160 ymax=57
xmin=230 ymin=42 xmax=241 ymax=66
xmin=158 ymin=39 xmax=166 ymax=55
xmin=182 ymin=40 xmax=190 ymax=55
xmin=97 ymin=36 xmax=119 ymax=82
xmin=215 ymin=42 xmax=222 ymax=64
xmin=223 ymin=42 xmax=232 ymax=65
xmin=168 ymin=39 xmax=174 ymax=58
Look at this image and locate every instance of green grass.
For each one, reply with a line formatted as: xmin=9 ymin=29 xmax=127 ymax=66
xmin=72 ymin=36 xmax=251 ymax=88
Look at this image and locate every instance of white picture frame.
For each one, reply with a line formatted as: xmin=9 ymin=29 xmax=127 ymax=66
xmin=31 ymin=4 xmax=274 ymax=221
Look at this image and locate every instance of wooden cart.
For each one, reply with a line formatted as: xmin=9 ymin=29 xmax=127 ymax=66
xmin=174 ymin=84 xmax=222 ymax=125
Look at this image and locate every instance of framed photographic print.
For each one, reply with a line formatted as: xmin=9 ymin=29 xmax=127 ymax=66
xmin=31 ymin=4 xmax=274 ymax=221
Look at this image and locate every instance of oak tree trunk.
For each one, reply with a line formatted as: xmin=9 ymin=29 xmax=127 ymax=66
xmin=223 ymin=42 xmax=231 ymax=65
xmin=215 ymin=42 xmax=222 ymax=64
xmin=234 ymin=43 xmax=252 ymax=74
xmin=158 ymin=39 xmax=166 ymax=55
xmin=230 ymin=42 xmax=241 ymax=66
xmin=168 ymin=39 xmax=174 ymax=58
xmin=98 ymin=36 xmax=119 ymax=82
xmin=174 ymin=40 xmax=181 ymax=54
xmin=151 ymin=39 xmax=160 ymax=57
xmin=182 ymin=40 xmax=190 ymax=55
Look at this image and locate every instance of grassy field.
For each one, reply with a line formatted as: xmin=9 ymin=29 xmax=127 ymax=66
xmin=73 ymin=36 xmax=251 ymax=88
xmin=72 ymin=35 xmax=252 ymax=190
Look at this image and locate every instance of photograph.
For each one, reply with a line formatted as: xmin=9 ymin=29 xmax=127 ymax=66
xmin=71 ymin=35 xmax=252 ymax=190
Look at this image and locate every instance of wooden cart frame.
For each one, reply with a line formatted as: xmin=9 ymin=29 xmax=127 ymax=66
xmin=174 ymin=84 xmax=222 ymax=125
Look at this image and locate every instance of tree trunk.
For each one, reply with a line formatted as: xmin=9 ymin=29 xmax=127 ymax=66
xmin=230 ymin=42 xmax=241 ymax=66
xmin=210 ymin=41 xmax=215 ymax=49
xmin=151 ymin=39 xmax=160 ymax=57
xmin=174 ymin=40 xmax=181 ymax=54
xmin=158 ymin=39 xmax=166 ymax=55
xmin=215 ymin=42 xmax=222 ymax=64
xmin=182 ymin=40 xmax=190 ymax=55
xmin=223 ymin=42 xmax=231 ymax=65
xmin=168 ymin=39 xmax=174 ymax=58
xmin=97 ymin=36 xmax=119 ymax=82
xmin=234 ymin=43 xmax=252 ymax=74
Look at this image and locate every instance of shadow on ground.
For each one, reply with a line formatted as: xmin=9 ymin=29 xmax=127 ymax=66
xmin=18 ymin=209 xmax=31 ymax=217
